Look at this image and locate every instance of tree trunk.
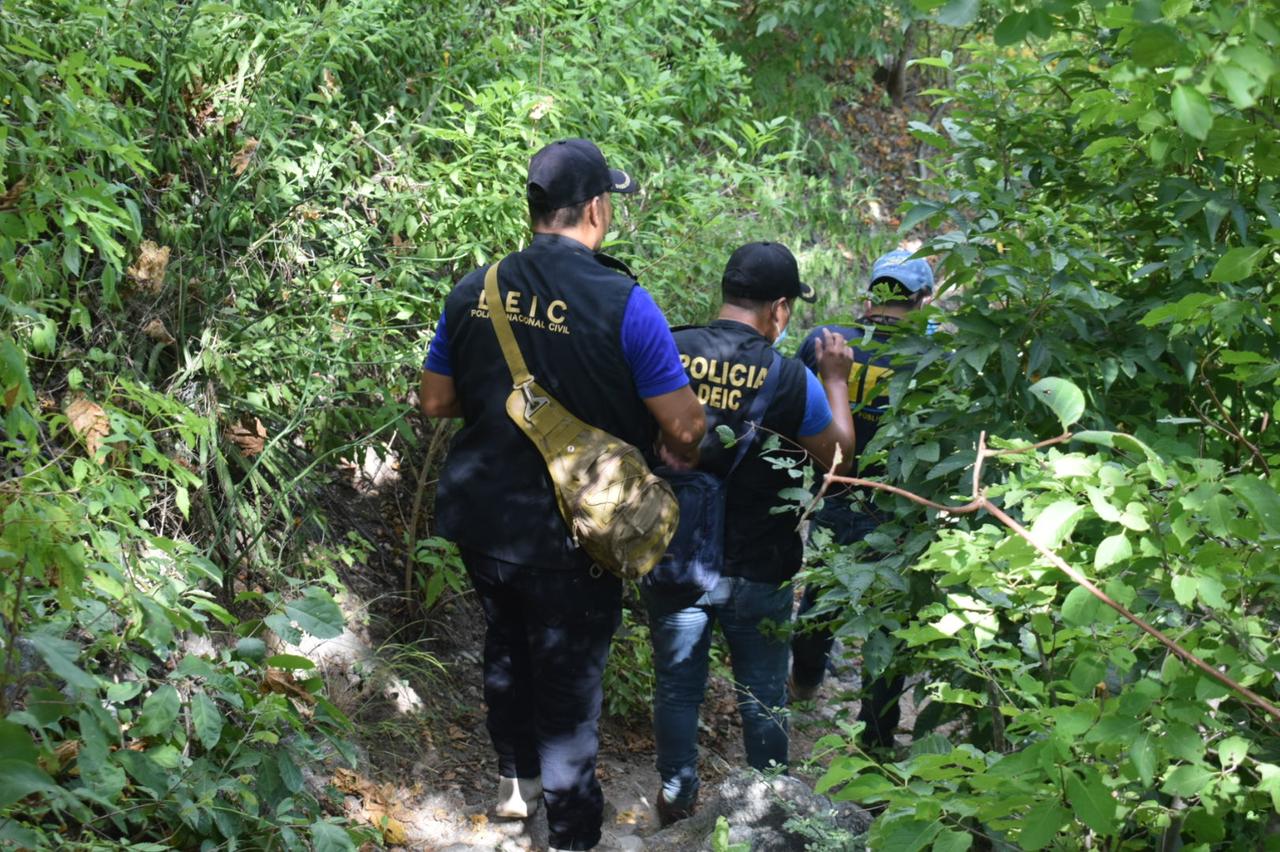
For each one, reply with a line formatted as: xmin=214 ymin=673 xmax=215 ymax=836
xmin=887 ymin=20 xmax=919 ymax=104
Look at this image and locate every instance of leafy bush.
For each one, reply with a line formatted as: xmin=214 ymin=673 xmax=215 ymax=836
xmin=804 ymin=1 xmax=1280 ymax=847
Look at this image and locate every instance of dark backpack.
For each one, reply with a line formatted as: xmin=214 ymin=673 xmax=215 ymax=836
xmin=643 ymin=351 xmax=782 ymax=598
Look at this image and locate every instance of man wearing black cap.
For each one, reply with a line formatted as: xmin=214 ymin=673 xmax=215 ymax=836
xmin=420 ymin=138 xmax=705 ymax=852
xmin=643 ymin=241 xmax=856 ymax=826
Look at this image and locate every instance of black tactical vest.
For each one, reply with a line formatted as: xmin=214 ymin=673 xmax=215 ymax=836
xmin=673 ymin=320 xmax=811 ymax=584
xmin=435 ymin=234 xmax=657 ymax=568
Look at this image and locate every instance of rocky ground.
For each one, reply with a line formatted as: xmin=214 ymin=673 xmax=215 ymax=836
xmin=301 ymin=583 xmax=888 ymax=852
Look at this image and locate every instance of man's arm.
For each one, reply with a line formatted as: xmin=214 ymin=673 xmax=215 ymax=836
xmin=420 ymin=369 xmax=462 ymax=419
xmin=618 ymin=286 xmax=706 ymax=468
xmin=644 ymin=386 xmax=705 ymax=469
xmin=796 ymin=328 xmax=855 ymax=474
xmin=420 ymin=310 xmax=462 ymax=418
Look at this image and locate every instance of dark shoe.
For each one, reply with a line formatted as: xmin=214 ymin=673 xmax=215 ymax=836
xmin=655 ymin=788 xmax=697 ymax=827
xmin=788 ymin=673 xmax=820 ymax=702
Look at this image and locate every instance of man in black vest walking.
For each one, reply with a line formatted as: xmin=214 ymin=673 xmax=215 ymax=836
xmin=420 ymin=139 xmax=705 ymax=852
xmin=643 ymin=241 xmax=856 ymax=826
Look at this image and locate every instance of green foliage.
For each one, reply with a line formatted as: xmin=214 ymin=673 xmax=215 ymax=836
xmin=712 ymin=814 xmax=752 ymax=852
xmin=603 ymin=607 xmax=656 ymax=720
xmin=412 ymin=536 xmax=467 ymax=610
xmin=801 ymin=0 xmax=1280 ymax=847
xmin=5 ymin=0 xmax=866 ymax=842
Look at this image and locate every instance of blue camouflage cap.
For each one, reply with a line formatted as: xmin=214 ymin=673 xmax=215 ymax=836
xmin=870 ymin=249 xmax=934 ymax=294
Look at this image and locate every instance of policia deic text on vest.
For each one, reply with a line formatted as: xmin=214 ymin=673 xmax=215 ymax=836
xmin=679 ymin=351 xmax=775 ymax=412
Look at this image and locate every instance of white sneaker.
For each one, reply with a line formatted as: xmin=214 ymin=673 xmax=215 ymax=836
xmin=494 ymin=775 xmax=542 ymax=818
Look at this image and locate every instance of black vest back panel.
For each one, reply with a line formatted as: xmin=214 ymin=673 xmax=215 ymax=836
xmin=673 ymin=321 xmax=810 ymax=583
xmin=435 ymin=236 xmax=656 ymax=568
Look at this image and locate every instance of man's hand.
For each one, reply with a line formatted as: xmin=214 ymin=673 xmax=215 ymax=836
xmin=797 ymin=328 xmax=856 ymax=474
xmin=814 ymin=328 xmax=854 ymax=383
xmin=644 ymin=386 xmax=705 ymax=470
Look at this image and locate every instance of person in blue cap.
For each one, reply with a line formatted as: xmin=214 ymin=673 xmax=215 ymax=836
xmin=420 ymin=138 xmax=705 ymax=851
xmin=789 ymin=248 xmax=935 ymax=751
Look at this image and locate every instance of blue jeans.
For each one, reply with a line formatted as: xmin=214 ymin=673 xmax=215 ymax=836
xmin=645 ymin=576 xmax=793 ymax=807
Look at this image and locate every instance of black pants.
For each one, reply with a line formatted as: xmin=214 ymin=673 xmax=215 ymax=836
xmin=791 ymin=506 xmax=904 ymax=750
xmin=463 ymin=549 xmax=621 ymax=851
xmin=793 ymin=585 xmax=905 ymax=749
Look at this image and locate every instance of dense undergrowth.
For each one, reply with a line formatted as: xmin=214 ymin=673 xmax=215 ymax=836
xmin=2 ymin=0 xmax=1278 ymax=849
xmin=0 ymin=0 xmax=883 ymax=847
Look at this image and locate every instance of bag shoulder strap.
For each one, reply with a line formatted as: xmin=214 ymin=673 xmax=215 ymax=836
xmin=726 ymin=350 xmax=783 ymax=477
xmin=483 ymin=260 xmax=533 ymax=387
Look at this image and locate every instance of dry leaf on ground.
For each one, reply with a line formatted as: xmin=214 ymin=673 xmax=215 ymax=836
xmin=0 ymin=177 xmax=28 ymax=211
xmin=127 ymin=241 xmax=170 ymax=294
xmin=66 ymin=398 xmax=111 ymax=456
xmin=332 ymin=768 xmax=410 ymax=845
xmin=379 ymin=816 xmax=408 ymax=845
xmin=231 ymin=138 xmax=259 ymax=176
xmin=261 ymin=669 xmax=316 ymax=710
xmin=224 ymin=416 xmax=266 ymax=456
xmin=142 ymin=318 xmax=176 ymax=345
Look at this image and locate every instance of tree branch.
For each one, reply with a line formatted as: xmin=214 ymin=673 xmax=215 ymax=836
xmin=813 ymin=429 xmax=1280 ymax=724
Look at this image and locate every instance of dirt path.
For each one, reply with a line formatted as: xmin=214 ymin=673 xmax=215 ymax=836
xmin=308 ymin=582 xmax=898 ymax=851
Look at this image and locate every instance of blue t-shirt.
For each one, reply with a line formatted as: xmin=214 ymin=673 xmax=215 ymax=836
xmin=424 ymin=285 xmax=688 ymax=398
xmin=798 ymin=370 xmax=832 ymax=437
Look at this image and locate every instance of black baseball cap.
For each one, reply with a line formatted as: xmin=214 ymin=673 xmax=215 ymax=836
xmin=526 ymin=138 xmax=639 ymax=210
xmin=721 ymin=241 xmax=816 ymax=303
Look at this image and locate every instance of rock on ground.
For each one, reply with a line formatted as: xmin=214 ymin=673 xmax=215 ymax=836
xmin=641 ymin=769 xmax=871 ymax=851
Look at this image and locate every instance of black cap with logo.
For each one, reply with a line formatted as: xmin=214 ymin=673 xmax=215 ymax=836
xmin=526 ymin=138 xmax=640 ymax=211
xmin=721 ymin=241 xmax=816 ymax=303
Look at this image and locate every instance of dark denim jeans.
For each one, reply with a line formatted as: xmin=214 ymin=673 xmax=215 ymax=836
xmin=463 ymin=549 xmax=621 ymax=852
xmin=792 ymin=506 xmax=905 ymax=749
xmin=644 ymin=575 xmax=793 ymax=808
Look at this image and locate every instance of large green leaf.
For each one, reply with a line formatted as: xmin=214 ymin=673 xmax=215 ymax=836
xmin=1130 ymin=733 xmax=1156 ymax=787
xmin=191 ymin=692 xmax=224 ymax=750
xmin=1094 ymin=533 xmax=1132 ymax=570
xmin=1130 ymin=24 xmax=1187 ymax=67
xmin=932 ymin=829 xmax=973 ymax=852
xmin=310 ymin=820 xmax=357 ymax=852
xmin=870 ymin=813 xmax=943 ymax=851
xmin=1029 ymin=499 xmax=1085 ymax=549
xmin=935 ymin=0 xmax=979 ymax=27
xmin=1065 ymin=767 xmax=1116 ymax=835
xmin=1171 ymin=85 xmax=1213 ymax=140
xmin=285 ymin=587 xmax=346 ymax=639
xmin=0 ymin=760 xmax=57 ymax=808
xmin=994 ymin=12 xmax=1030 ymax=45
xmin=1209 ymin=246 xmax=1265 ymax=283
xmin=1029 ymin=377 xmax=1085 ymax=428
xmin=0 ymin=721 xmax=37 ymax=763
xmin=1018 ymin=802 xmax=1068 ymax=849
xmin=1062 ymin=585 xmax=1104 ymax=626
xmin=25 ymin=634 xmax=99 ymax=692
xmin=133 ymin=684 xmax=181 ymax=737
xmin=1227 ymin=475 xmax=1280 ymax=535
xmin=1162 ymin=764 xmax=1214 ymax=797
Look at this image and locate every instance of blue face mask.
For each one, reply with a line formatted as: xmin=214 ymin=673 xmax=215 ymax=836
xmin=774 ymin=327 xmax=788 ymax=345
